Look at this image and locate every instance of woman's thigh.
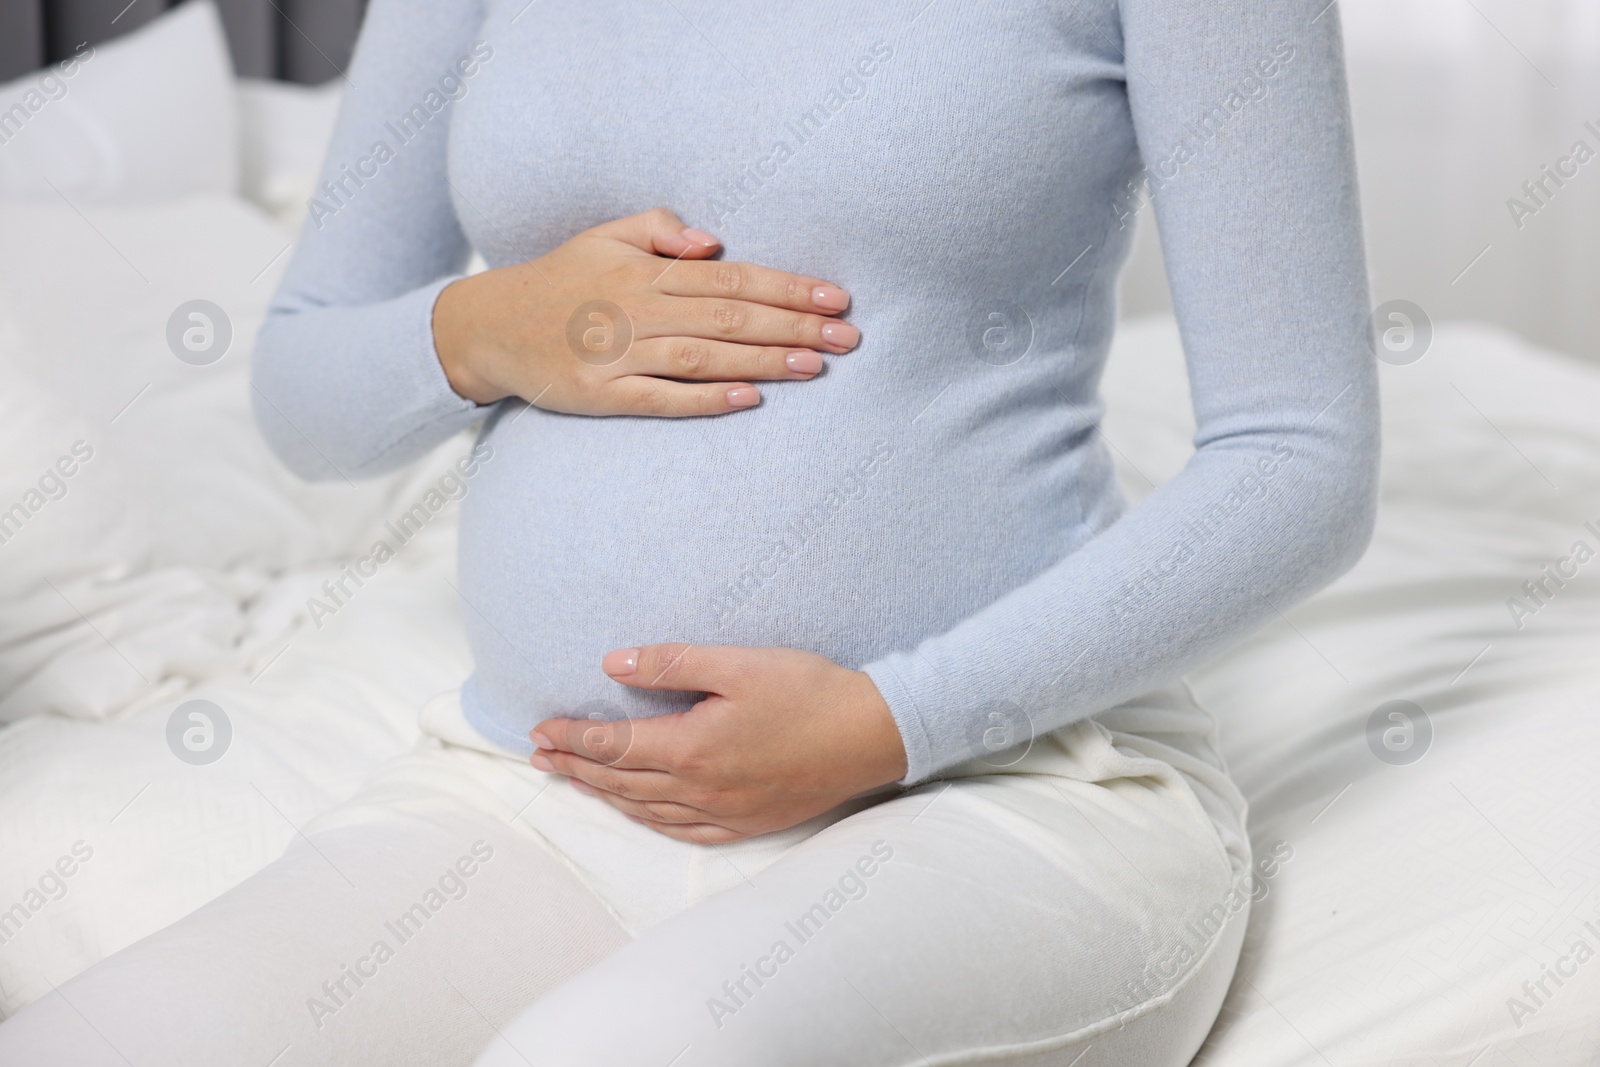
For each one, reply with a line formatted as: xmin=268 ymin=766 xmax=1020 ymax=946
xmin=0 ymin=745 xmax=633 ymax=1067
xmin=0 ymin=684 xmax=1252 ymax=1067
xmin=480 ymin=715 xmax=1252 ymax=1067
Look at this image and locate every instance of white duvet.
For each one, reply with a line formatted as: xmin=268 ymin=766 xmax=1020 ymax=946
xmin=1 ymin=192 xmax=1596 ymax=1065
xmin=1104 ymin=317 xmax=1600 ymax=1063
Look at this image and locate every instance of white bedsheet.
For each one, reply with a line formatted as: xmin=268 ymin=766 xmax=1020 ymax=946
xmin=1106 ymin=318 xmax=1600 ymax=1064
xmin=0 ymin=195 xmax=446 ymax=723
xmin=0 ymin=192 xmax=476 ymax=1010
xmin=0 ymin=192 xmax=1596 ymax=1063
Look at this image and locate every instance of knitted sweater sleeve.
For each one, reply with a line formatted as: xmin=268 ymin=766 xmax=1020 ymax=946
xmin=251 ymin=0 xmax=489 ymax=480
xmin=860 ymin=0 xmax=1380 ymax=783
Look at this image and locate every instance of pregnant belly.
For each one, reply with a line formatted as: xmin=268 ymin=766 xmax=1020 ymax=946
xmin=454 ymin=390 xmax=1110 ymax=739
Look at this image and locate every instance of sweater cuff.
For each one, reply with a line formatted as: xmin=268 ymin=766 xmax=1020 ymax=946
xmin=388 ymin=274 xmax=485 ymax=443
xmin=861 ymin=656 xmax=937 ymax=786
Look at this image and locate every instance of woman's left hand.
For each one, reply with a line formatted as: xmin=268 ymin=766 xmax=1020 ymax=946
xmin=529 ymin=644 xmax=908 ymax=843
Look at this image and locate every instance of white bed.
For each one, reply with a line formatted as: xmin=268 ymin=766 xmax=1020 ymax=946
xmin=1 ymin=5 xmax=1596 ymax=1063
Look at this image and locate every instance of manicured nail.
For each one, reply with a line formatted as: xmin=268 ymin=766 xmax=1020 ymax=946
xmin=530 ymin=752 xmax=554 ymax=772
xmin=603 ymin=648 xmax=640 ymax=675
xmin=681 ymin=227 xmax=718 ymax=247
xmin=811 ymin=285 xmax=850 ymax=312
xmin=820 ymin=321 xmax=859 ymax=350
xmin=726 ymin=386 xmax=760 ymax=408
xmin=785 ymin=350 xmax=823 ymax=375
xmin=530 ymin=731 xmax=553 ymax=750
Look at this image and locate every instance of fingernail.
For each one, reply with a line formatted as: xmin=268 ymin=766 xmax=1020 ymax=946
xmin=811 ymin=285 xmax=850 ymax=312
xmin=530 ymin=752 xmax=554 ymax=772
xmin=820 ymin=321 xmax=859 ymax=350
xmin=681 ymin=227 xmax=718 ymax=247
xmin=726 ymin=386 xmax=760 ymax=408
xmin=530 ymin=731 xmax=553 ymax=749
xmin=570 ymin=779 xmax=595 ymax=796
xmin=785 ymin=350 xmax=823 ymax=375
xmin=603 ymin=648 xmax=640 ymax=675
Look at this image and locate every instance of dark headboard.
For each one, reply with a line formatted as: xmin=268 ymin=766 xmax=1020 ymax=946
xmin=0 ymin=0 xmax=369 ymax=83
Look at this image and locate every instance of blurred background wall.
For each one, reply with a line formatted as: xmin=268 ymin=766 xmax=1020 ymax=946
xmin=1120 ymin=0 xmax=1600 ymax=359
xmin=0 ymin=0 xmax=366 ymax=83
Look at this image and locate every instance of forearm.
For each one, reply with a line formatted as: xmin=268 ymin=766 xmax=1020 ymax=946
xmin=251 ymin=277 xmax=484 ymax=480
xmin=864 ymin=418 xmax=1379 ymax=784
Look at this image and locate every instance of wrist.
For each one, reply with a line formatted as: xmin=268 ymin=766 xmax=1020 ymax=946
xmin=433 ymin=276 xmax=506 ymax=405
xmin=848 ymin=669 xmax=909 ymax=788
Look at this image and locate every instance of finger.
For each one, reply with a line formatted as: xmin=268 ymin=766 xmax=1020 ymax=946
xmin=655 ymin=260 xmax=850 ymax=315
xmin=625 ymin=336 xmax=825 ymax=382
xmin=646 ymin=297 xmax=860 ymax=354
xmin=601 ymin=643 xmax=755 ymax=694
xmin=586 ymin=208 xmax=721 ymax=259
xmin=597 ymin=376 xmax=764 ymax=417
xmin=622 ymin=813 xmax=748 ymax=845
xmin=583 ymin=785 xmax=713 ymax=826
xmin=532 ymin=713 xmax=675 ymax=770
xmin=541 ymin=749 xmax=686 ymax=803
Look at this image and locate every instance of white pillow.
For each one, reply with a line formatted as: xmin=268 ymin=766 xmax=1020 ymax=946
xmin=0 ymin=0 xmax=237 ymax=203
xmin=236 ymin=77 xmax=343 ymax=229
xmin=0 ymin=192 xmax=471 ymax=722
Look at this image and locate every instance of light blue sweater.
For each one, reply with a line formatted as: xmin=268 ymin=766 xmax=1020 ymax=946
xmin=252 ymin=0 xmax=1379 ymax=785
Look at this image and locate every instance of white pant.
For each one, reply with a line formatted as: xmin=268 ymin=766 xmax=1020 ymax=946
xmin=0 ymin=680 xmax=1253 ymax=1066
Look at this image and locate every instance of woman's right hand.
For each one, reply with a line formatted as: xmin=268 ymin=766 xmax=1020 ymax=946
xmin=432 ymin=208 xmax=857 ymax=416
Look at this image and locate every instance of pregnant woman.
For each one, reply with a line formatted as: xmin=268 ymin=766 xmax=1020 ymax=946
xmin=0 ymin=0 xmax=1377 ymax=1064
